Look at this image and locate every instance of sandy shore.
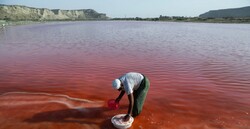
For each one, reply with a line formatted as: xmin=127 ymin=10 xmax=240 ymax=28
xmin=0 ymin=20 xmax=44 ymax=27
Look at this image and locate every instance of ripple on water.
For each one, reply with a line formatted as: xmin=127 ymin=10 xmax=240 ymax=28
xmin=1 ymin=22 xmax=250 ymax=129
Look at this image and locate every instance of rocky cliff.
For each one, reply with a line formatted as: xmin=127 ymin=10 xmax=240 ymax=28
xmin=0 ymin=4 xmax=108 ymax=21
xmin=199 ymin=6 xmax=250 ymax=18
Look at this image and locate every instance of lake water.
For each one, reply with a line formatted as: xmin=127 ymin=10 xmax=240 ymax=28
xmin=0 ymin=21 xmax=250 ymax=129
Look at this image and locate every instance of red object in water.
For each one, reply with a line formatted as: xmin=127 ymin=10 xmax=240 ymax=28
xmin=108 ymin=99 xmax=119 ymax=110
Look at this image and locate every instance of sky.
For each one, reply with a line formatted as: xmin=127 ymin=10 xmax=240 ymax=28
xmin=0 ymin=0 xmax=249 ymax=18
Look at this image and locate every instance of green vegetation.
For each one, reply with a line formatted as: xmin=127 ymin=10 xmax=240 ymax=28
xmin=0 ymin=20 xmax=46 ymax=27
xmin=112 ymin=15 xmax=250 ymax=23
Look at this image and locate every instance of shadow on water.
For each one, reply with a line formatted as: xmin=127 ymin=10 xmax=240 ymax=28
xmin=24 ymin=106 xmax=126 ymax=129
xmin=100 ymin=119 xmax=117 ymax=129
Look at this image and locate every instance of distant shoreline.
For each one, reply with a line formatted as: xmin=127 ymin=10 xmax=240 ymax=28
xmin=0 ymin=19 xmax=107 ymax=27
xmin=0 ymin=20 xmax=44 ymax=27
xmin=1 ymin=17 xmax=250 ymax=28
xmin=111 ymin=17 xmax=250 ymax=24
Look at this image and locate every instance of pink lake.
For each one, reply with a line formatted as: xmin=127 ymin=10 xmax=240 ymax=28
xmin=0 ymin=21 xmax=250 ymax=129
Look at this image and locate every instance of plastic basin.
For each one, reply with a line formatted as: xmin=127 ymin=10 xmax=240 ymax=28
xmin=111 ymin=114 xmax=134 ymax=129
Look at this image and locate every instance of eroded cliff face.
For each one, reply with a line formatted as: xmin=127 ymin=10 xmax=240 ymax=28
xmin=0 ymin=4 xmax=108 ymax=20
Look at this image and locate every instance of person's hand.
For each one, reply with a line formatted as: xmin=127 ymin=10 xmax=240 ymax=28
xmin=123 ymin=114 xmax=131 ymax=122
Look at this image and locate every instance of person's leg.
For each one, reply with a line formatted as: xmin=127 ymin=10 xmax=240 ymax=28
xmin=132 ymin=77 xmax=150 ymax=117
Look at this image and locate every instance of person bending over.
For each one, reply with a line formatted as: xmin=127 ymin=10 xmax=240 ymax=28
xmin=112 ymin=72 xmax=150 ymax=121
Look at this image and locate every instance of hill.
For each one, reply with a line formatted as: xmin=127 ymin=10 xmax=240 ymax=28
xmin=0 ymin=4 xmax=108 ymax=21
xmin=199 ymin=6 xmax=250 ymax=18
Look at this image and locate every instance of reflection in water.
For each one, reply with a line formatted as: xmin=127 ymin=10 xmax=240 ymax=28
xmin=0 ymin=21 xmax=250 ymax=129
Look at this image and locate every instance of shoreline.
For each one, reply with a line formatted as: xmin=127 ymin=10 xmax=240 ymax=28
xmin=0 ymin=20 xmax=44 ymax=27
xmin=1 ymin=18 xmax=250 ymax=28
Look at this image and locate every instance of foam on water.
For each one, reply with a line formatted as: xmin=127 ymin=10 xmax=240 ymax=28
xmin=0 ymin=91 xmax=103 ymax=109
xmin=0 ymin=91 xmax=111 ymax=129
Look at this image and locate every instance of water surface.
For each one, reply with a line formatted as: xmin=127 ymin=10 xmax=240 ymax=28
xmin=0 ymin=21 xmax=250 ymax=129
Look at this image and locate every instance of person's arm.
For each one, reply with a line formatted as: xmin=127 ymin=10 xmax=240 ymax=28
xmin=123 ymin=93 xmax=134 ymax=121
xmin=115 ymin=90 xmax=125 ymax=103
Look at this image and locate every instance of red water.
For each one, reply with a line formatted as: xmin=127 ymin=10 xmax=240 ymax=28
xmin=0 ymin=21 xmax=250 ymax=129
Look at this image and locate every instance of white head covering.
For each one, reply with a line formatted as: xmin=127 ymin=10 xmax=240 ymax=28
xmin=112 ymin=79 xmax=121 ymax=90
